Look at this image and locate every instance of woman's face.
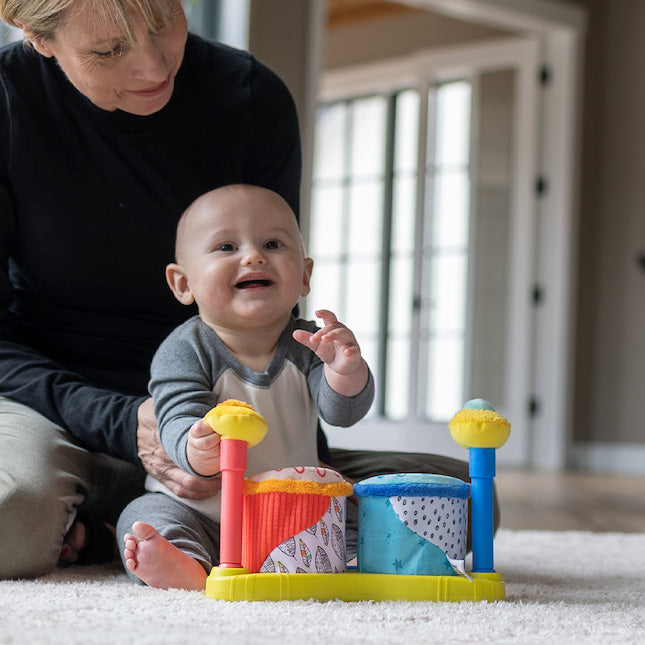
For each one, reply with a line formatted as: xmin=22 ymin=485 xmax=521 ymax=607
xmin=28 ymin=1 xmax=188 ymax=115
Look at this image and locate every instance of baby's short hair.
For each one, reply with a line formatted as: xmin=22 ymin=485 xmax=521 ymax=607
xmin=174 ymin=184 xmax=305 ymax=262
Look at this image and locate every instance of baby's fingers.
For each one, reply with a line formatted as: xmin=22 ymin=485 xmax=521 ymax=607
xmin=190 ymin=422 xmax=221 ymax=448
xmin=192 ymin=419 xmax=217 ymax=438
xmin=192 ymin=434 xmax=220 ymax=454
xmin=315 ymin=309 xmax=339 ymax=328
xmin=343 ymin=345 xmax=361 ymax=358
xmin=317 ymin=325 xmax=358 ymax=349
xmin=292 ymin=328 xmax=316 ymax=349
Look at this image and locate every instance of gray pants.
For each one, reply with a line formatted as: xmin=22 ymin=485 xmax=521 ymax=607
xmin=116 ymin=447 xmax=498 ymax=583
xmin=0 ymin=397 xmax=144 ymax=579
xmin=117 ymin=493 xmax=221 ymax=584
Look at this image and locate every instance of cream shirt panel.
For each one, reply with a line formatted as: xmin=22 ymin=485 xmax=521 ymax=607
xmin=146 ymin=360 xmax=319 ymax=522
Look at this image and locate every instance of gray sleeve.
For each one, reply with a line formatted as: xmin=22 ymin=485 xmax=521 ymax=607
xmin=308 ymin=362 xmax=375 ymax=428
xmin=290 ymin=318 xmax=375 ymax=427
xmin=149 ymin=320 xmax=219 ymax=476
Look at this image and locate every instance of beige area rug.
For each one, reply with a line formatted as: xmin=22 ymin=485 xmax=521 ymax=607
xmin=1 ymin=529 xmax=644 ymax=644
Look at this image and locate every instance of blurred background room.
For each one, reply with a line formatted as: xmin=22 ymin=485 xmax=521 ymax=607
xmin=4 ymin=0 xmax=643 ymax=531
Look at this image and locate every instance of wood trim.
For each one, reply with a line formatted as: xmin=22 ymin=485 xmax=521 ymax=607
xmin=327 ymin=0 xmax=419 ymax=28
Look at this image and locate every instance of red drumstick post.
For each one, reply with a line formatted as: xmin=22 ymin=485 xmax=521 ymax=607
xmin=203 ymin=400 xmax=268 ymax=569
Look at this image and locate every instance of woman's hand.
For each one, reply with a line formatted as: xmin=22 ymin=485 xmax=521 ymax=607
xmin=136 ymin=398 xmax=221 ymax=500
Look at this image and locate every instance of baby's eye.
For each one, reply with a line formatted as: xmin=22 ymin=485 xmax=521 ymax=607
xmin=264 ymin=240 xmax=281 ymax=250
xmin=217 ymin=243 xmax=236 ymax=252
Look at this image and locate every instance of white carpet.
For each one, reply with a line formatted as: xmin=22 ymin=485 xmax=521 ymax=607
xmin=1 ymin=529 xmax=644 ymax=644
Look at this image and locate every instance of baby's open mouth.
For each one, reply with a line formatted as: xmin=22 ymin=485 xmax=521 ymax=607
xmin=236 ymin=279 xmax=273 ymax=289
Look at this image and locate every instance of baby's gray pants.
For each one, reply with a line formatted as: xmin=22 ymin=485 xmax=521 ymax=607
xmin=116 ymin=492 xmax=221 ymax=583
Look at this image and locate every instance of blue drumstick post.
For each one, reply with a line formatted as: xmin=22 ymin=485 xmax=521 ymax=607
xmin=449 ymin=399 xmax=510 ymax=573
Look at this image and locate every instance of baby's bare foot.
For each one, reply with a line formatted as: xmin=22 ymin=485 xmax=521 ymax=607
xmin=123 ymin=521 xmax=208 ymax=591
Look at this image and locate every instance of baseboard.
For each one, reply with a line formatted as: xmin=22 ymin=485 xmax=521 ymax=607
xmin=325 ymin=419 xmax=526 ymax=468
xmin=570 ymin=442 xmax=645 ymax=475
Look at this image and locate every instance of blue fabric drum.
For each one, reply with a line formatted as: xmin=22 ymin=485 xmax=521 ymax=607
xmin=353 ymin=473 xmax=471 ymax=576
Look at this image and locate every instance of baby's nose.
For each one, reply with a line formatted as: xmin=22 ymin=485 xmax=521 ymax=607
xmin=242 ymin=246 xmax=267 ymax=264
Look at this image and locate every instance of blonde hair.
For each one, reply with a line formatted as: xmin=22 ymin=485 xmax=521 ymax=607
xmin=0 ymin=0 xmax=178 ymax=42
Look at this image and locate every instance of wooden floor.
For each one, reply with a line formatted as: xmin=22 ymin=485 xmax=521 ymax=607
xmin=496 ymin=470 xmax=645 ymax=532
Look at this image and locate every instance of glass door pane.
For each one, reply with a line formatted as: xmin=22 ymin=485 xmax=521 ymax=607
xmin=308 ymin=95 xmax=387 ymax=411
xmin=422 ymin=81 xmax=472 ymax=421
xmin=386 ymin=90 xmax=419 ymax=420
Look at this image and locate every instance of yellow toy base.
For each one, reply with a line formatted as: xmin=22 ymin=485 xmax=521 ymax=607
xmin=205 ymin=567 xmax=505 ymax=602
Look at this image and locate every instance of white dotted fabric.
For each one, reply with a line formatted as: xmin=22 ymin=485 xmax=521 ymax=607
xmin=389 ymin=495 xmax=467 ymax=561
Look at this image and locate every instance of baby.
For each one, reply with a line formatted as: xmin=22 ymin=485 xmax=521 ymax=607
xmin=117 ymin=184 xmax=374 ymax=590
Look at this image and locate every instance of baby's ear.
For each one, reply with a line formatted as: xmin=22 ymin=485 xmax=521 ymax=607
xmin=301 ymin=257 xmax=314 ymax=298
xmin=166 ymin=263 xmax=194 ymax=305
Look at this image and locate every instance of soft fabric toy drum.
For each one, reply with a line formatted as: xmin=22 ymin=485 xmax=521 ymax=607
xmin=242 ymin=467 xmax=353 ymax=574
xmin=353 ymin=473 xmax=471 ymax=576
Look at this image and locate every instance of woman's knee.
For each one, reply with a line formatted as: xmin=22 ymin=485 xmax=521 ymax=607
xmin=0 ymin=399 xmax=87 ymax=578
xmin=0 ymin=468 xmax=74 ymax=578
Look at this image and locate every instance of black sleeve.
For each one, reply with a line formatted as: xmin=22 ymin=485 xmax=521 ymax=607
xmin=0 ymin=183 xmax=14 ymax=335
xmin=0 ymin=182 xmax=143 ymax=465
xmin=0 ymin=341 xmax=144 ymax=463
xmin=0 ymin=77 xmax=13 ymax=338
xmin=0 ymin=51 xmax=147 ymax=465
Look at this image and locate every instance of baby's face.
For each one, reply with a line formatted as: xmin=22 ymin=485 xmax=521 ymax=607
xmin=176 ymin=186 xmax=312 ymax=332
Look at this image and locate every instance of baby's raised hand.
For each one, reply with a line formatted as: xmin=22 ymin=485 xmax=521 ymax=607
xmin=293 ymin=310 xmax=368 ymax=396
xmin=186 ymin=419 xmax=221 ymax=477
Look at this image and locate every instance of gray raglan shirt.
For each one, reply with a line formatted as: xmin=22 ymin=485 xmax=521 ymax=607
xmin=146 ymin=315 xmax=375 ymax=521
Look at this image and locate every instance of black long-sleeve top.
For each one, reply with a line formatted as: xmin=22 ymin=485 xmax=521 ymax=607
xmin=0 ymin=34 xmax=302 ymax=464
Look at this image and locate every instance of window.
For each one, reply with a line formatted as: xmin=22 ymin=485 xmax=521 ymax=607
xmin=308 ymin=81 xmax=472 ymax=424
xmin=308 ymin=39 xmax=544 ymax=464
xmin=423 ymin=81 xmax=472 ymax=421
xmin=0 ymin=21 xmax=21 ymax=46
xmin=183 ymin=0 xmax=249 ymax=48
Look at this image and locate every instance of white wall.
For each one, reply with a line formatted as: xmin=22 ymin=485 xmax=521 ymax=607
xmin=573 ymin=0 xmax=645 ymax=456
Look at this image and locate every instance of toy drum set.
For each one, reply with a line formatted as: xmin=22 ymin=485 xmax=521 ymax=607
xmin=202 ymin=398 xmax=510 ymax=602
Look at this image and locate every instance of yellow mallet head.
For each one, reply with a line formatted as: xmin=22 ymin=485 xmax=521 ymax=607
xmin=449 ymin=399 xmax=511 ymax=450
xmin=203 ymin=399 xmax=268 ymax=447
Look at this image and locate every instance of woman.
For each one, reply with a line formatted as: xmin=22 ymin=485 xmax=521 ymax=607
xmin=0 ymin=0 xmax=486 ymax=579
xmin=0 ymin=0 xmax=302 ymax=577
